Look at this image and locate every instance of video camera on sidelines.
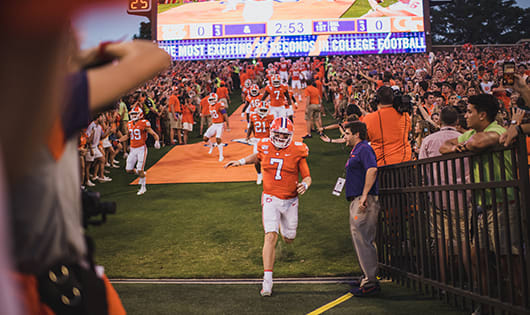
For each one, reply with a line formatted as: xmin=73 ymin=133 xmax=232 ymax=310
xmin=82 ymin=190 xmax=117 ymax=228
xmin=392 ymin=90 xmax=414 ymax=115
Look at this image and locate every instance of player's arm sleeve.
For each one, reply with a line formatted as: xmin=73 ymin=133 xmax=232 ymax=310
xmin=298 ymin=158 xmax=310 ymax=179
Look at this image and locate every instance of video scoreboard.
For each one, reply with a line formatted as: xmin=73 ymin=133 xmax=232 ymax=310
xmin=151 ymin=0 xmax=427 ymax=60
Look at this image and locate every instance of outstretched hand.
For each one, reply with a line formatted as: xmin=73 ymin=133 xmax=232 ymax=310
xmin=224 ymin=160 xmax=240 ymax=168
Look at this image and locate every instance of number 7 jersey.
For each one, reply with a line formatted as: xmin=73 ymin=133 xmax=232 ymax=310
xmin=257 ymin=138 xmax=310 ymax=199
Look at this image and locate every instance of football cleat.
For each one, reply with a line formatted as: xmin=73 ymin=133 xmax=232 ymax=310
xmin=137 ymin=187 xmax=147 ymax=195
xmin=350 ymin=283 xmax=381 ymax=297
xmin=260 ymin=280 xmax=272 ymax=297
xmin=270 ymin=117 xmax=294 ymax=149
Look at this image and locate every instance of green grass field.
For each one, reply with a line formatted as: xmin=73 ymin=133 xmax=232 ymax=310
xmin=158 ymin=3 xmax=182 ymax=14
xmin=89 ymin=91 xmax=354 ymax=279
xmin=114 ymin=282 xmax=467 ymax=315
xmin=341 ymin=0 xmax=398 ymax=18
xmin=88 ymin=91 xmax=466 ymax=313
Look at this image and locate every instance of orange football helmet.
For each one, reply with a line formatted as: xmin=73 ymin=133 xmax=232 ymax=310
xmin=270 ymin=117 xmax=293 ymax=149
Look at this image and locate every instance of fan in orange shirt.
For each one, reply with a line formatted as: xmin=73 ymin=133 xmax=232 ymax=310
xmin=199 ymin=95 xmax=212 ymax=135
xmin=119 ymin=106 xmax=160 ymax=195
xmin=246 ymin=102 xmax=275 ymax=184
xmin=216 ymin=81 xmax=230 ymax=108
xmin=225 ymin=117 xmax=311 ymax=297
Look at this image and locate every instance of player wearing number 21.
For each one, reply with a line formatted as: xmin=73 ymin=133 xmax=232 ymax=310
xmin=225 ymin=117 xmax=311 ymax=297
xmin=119 ymin=105 xmax=161 ymax=195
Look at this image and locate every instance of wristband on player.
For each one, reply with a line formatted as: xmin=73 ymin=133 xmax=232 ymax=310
xmin=511 ymin=120 xmax=518 ymax=125
xmin=238 ymin=158 xmax=246 ymax=166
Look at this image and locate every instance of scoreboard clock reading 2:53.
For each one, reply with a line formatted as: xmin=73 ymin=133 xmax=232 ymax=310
xmin=148 ymin=0 xmax=429 ymax=60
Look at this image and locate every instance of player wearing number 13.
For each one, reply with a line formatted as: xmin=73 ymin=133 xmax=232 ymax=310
xmin=119 ymin=105 xmax=161 ymax=195
xmin=225 ymin=117 xmax=311 ymax=297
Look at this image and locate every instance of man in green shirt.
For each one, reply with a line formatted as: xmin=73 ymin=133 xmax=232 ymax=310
xmin=440 ymin=94 xmax=522 ymax=308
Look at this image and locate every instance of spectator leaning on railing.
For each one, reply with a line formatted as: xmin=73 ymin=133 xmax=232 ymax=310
xmin=439 ymin=93 xmax=522 ymax=308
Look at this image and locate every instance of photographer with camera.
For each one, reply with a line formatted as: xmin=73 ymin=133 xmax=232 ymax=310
xmin=10 ymin=35 xmax=170 ymax=314
xmin=362 ymin=86 xmax=412 ymax=166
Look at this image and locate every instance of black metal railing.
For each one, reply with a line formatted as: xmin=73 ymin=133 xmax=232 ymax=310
xmin=377 ymin=133 xmax=530 ymax=314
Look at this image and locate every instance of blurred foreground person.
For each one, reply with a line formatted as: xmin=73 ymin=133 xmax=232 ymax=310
xmin=6 ymin=18 xmax=170 ymax=314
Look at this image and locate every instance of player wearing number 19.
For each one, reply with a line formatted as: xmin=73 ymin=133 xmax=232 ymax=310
xmin=225 ymin=117 xmax=311 ymax=297
xmin=119 ymin=105 xmax=161 ymax=195
xmin=203 ymin=93 xmax=230 ymax=162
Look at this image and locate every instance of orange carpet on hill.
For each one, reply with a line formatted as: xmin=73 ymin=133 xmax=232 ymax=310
xmin=134 ymin=96 xmax=309 ymax=185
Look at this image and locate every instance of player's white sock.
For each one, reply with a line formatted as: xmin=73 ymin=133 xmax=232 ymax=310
xmin=139 ymin=177 xmax=146 ymax=189
xmin=217 ymin=143 xmax=223 ymax=157
xmin=208 ymin=142 xmax=215 ymax=154
xmin=264 ymin=270 xmax=273 ymax=282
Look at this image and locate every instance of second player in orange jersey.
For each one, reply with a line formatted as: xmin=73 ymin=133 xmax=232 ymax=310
xmin=246 ymin=102 xmax=275 ymax=184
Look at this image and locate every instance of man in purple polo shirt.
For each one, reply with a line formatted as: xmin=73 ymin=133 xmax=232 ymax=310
xmin=344 ymin=121 xmax=380 ymax=297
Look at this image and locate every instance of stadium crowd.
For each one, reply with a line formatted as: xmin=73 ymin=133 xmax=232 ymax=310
xmin=82 ymin=42 xmax=530 ymax=189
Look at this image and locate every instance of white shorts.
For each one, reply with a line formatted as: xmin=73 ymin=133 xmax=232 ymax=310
xmin=86 ymin=146 xmax=103 ymax=162
xmin=126 ymin=145 xmax=147 ymax=172
xmin=303 ymin=71 xmax=311 ymax=81
xmin=279 ymin=71 xmax=289 ymax=84
xmin=286 ymin=106 xmax=294 ymax=117
xmin=204 ymin=123 xmax=224 ymax=139
xmin=182 ymin=122 xmax=193 ymax=132
xmin=102 ymin=138 xmax=112 ymax=149
xmin=291 ymin=80 xmax=301 ymax=90
xmin=262 ymin=193 xmax=299 ymax=239
xmin=268 ymin=106 xmax=287 ymax=119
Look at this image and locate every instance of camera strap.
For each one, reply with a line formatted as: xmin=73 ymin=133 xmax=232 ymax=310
xmin=377 ymin=111 xmax=387 ymax=165
xmin=37 ymin=262 xmax=108 ymax=315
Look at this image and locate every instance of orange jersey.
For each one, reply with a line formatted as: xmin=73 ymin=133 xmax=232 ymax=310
xmin=250 ymin=113 xmax=274 ymax=139
xmin=290 ymin=69 xmax=301 ymax=81
xmin=257 ymin=138 xmax=310 ymax=199
xmin=279 ymin=61 xmax=289 ymax=73
xmin=265 ymin=84 xmax=289 ymax=107
xmin=217 ymin=86 xmax=229 ymax=99
xmin=209 ymin=102 xmax=227 ymax=124
xmin=200 ymin=96 xmax=210 ymax=115
xmin=242 ymin=86 xmax=250 ymax=98
xmin=169 ymin=94 xmax=181 ymax=113
xmin=127 ymin=119 xmax=151 ymax=148
xmin=79 ymin=133 xmax=87 ymax=149
xmin=246 ymin=94 xmax=262 ymax=113
xmin=182 ymin=104 xmax=196 ymax=123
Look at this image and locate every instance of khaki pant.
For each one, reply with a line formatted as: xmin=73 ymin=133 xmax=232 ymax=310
xmin=349 ymin=195 xmax=380 ymax=286
xmin=305 ymin=103 xmax=321 ymax=121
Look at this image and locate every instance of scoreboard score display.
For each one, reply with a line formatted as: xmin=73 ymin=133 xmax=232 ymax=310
xmin=154 ymin=0 xmax=427 ymax=60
